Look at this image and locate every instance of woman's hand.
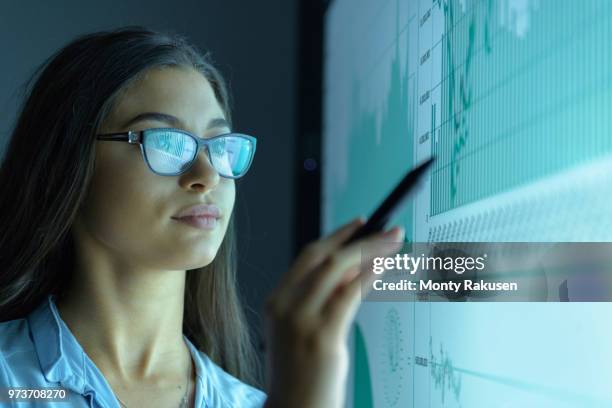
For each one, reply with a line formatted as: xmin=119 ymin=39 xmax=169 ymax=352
xmin=263 ymin=217 xmax=405 ymax=408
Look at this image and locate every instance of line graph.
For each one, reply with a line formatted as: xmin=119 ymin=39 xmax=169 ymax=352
xmin=323 ymin=0 xmax=417 ymax=240
xmin=428 ymin=336 xmax=463 ymax=404
xmin=431 ymin=0 xmax=612 ymax=215
xmin=323 ymin=0 xmax=612 ymax=407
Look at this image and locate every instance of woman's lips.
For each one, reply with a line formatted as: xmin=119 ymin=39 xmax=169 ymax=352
xmin=172 ymin=215 xmax=219 ymax=230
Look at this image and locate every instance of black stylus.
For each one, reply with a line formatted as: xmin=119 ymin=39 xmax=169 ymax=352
xmin=343 ymin=157 xmax=435 ymax=246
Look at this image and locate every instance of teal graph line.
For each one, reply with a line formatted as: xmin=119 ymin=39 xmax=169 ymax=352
xmin=436 ymin=356 xmax=612 ymax=406
xmin=431 ymin=0 xmax=612 ymax=215
xmin=429 ymin=336 xmax=462 ymax=404
xmin=418 ymin=334 xmax=612 ymax=406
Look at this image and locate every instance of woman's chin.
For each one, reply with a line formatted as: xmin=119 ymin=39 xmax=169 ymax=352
xmin=177 ymin=248 xmax=219 ymax=269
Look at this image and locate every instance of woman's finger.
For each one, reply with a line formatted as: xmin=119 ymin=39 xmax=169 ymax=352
xmin=289 ymin=216 xmax=366 ymax=284
xmin=297 ymin=226 xmax=405 ymax=314
xmin=270 ymin=217 xmax=366 ymax=311
xmin=323 ymin=241 xmax=402 ymax=336
xmin=322 ymin=272 xmax=362 ymax=337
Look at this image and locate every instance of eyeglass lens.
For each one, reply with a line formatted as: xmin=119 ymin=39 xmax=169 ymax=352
xmin=142 ymin=130 xmax=254 ymax=177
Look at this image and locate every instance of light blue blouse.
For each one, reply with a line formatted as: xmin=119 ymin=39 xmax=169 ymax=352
xmin=0 ymin=294 xmax=267 ymax=407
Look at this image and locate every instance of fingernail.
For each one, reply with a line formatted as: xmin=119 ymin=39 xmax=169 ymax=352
xmin=354 ymin=216 xmax=366 ymax=224
xmin=397 ymin=227 xmax=406 ymax=240
xmin=384 ymin=226 xmax=404 ymax=239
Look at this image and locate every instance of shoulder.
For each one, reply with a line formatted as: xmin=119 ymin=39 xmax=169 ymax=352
xmin=196 ymin=349 xmax=267 ymax=408
xmin=0 ymin=317 xmax=41 ymax=385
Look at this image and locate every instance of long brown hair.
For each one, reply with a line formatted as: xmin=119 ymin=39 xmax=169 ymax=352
xmin=0 ymin=26 xmax=260 ymax=387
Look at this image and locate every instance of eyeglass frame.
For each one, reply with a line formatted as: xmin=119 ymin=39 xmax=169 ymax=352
xmin=96 ymin=127 xmax=257 ymax=178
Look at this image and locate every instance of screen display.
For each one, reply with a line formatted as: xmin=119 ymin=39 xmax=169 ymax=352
xmin=322 ymin=0 xmax=612 ymax=406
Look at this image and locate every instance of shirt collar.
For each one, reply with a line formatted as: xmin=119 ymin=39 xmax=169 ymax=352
xmin=27 ymin=294 xmax=85 ymax=387
xmin=27 ymin=293 xmax=210 ymax=407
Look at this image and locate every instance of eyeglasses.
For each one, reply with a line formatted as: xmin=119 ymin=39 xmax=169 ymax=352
xmin=96 ymin=127 xmax=257 ymax=178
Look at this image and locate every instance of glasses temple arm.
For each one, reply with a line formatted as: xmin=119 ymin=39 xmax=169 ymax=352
xmin=96 ymin=131 xmax=141 ymax=143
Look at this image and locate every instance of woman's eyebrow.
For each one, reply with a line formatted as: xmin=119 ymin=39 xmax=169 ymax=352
xmin=120 ymin=112 xmax=230 ymax=130
xmin=121 ymin=112 xmax=180 ymax=128
xmin=206 ymin=117 xmax=231 ymax=130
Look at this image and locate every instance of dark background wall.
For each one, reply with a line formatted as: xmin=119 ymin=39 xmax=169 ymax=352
xmin=0 ymin=1 xmax=299 ymax=348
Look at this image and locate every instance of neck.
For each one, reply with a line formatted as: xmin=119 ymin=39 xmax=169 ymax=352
xmin=55 ymin=233 xmax=194 ymax=386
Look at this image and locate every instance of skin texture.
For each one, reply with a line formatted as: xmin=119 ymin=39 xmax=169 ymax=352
xmin=55 ymin=64 xmax=407 ymax=408
xmin=55 ymin=66 xmax=234 ymax=407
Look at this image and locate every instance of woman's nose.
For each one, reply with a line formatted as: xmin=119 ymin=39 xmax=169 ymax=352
xmin=178 ymin=149 xmax=220 ymax=192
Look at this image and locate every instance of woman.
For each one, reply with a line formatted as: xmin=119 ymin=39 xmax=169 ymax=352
xmin=0 ymin=27 xmax=404 ymax=407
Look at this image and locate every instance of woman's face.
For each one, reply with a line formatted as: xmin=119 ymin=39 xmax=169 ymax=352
xmin=76 ymin=66 xmax=235 ymax=270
